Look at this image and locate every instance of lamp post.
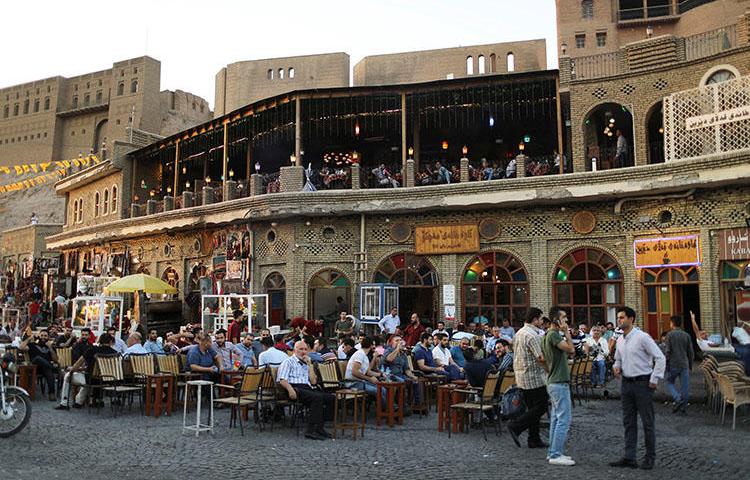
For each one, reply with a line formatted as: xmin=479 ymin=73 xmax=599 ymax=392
xmin=646 ymin=24 xmax=653 ymax=38
xmin=561 ymin=42 xmax=568 ymax=56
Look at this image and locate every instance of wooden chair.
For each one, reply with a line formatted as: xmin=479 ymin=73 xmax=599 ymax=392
xmin=499 ymin=371 xmax=515 ymax=394
xmin=317 ymin=361 xmax=344 ymax=391
xmin=449 ymin=370 xmax=502 ymax=440
xmin=94 ymin=354 xmax=143 ymax=416
xmin=258 ymin=366 xmax=288 ymax=431
xmin=213 ymin=367 xmax=265 ymax=435
xmin=716 ymin=373 xmax=750 ymax=430
xmin=55 ymin=346 xmax=73 ymax=396
xmin=337 ymin=359 xmax=349 ymax=380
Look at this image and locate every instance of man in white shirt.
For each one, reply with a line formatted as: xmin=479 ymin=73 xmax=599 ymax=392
xmin=106 ymin=326 xmax=127 ymax=355
xmin=258 ymin=336 xmax=289 ymax=367
xmin=610 ymin=307 xmax=665 ymax=471
xmin=378 ymin=307 xmax=400 ymax=335
xmin=344 ymin=337 xmax=384 ymax=398
xmin=431 ymin=333 xmax=464 ymax=381
xmin=432 ymin=321 xmax=449 ymax=337
xmin=124 ymin=332 xmax=147 ymax=356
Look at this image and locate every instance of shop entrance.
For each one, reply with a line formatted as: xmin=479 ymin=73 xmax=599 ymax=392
xmin=643 ymin=266 xmax=700 ymax=339
xmin=374 ymin=252 xmax=439 ymax=325
xmin=399 ymin=287 xmax=436 ymax=324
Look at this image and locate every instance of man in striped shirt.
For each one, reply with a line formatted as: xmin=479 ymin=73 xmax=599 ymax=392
xmin=277 ymin=340 xmax=334 ymax=440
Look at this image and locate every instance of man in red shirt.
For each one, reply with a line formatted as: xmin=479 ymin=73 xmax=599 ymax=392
xmin=304 ymin=319 xmax=324 ymax=338
xmin=228 ymin=310 xmax=243 ymax=344
xmin=403 ymin=313 xmax=425 ymax=347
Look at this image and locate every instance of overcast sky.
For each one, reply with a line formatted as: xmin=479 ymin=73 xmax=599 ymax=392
xmin=0 ymin=0 xmax=558 ymax=110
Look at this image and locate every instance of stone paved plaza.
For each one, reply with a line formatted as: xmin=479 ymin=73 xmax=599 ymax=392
xmin=1 ymin=383 xmax=748 ymax=480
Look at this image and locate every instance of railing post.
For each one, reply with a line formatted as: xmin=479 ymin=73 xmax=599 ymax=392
xmin=280 ymin=166 xmax=304 ymax=192
xmin=516 ymin=154 xmax=526 ymax=178
xmin=182 ymin=191 xmax=194 ymax=208
xmin=146 ymin=199 xmax=156 ymax=216
xmin=405 ymin=159 xmax=415 ymax=188
xmin=164 ymin=196 xmax=174 ymax=212
xmin=224 ymin=180 xmax=237 ymax=201
xmin=351 ymin=164 xmax=361 ymax=190
xmin=250 ymin=174 xmax=263 ymax=196
xmin=202 ymin=186 xmax=214 ymax=205
xmin=460 ymin=157 xmax=470 ymax=183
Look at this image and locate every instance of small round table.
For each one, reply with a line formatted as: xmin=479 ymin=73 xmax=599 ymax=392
xmin=376 ymin=381 xmax=405 ymax=427
xmin=182 ymin=380 xmax=214 ymax=436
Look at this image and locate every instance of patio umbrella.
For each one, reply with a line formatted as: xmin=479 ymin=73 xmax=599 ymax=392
xmin=104 ymin=274 xmax=177 ymax=328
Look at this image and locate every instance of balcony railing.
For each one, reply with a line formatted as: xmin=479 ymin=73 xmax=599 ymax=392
xmin=571 ymin=52 xmax=621 ymax=81
xmin=684 ymin=24 xmax=737 ymax=61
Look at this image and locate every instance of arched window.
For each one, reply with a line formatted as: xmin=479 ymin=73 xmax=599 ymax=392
xmin=507 ymin=52 xmax=515 ymax=72
xmin=72 ymin=96 xmax=78 ymax=109
xmin=478 ymin=55 xmax=486 ymax=74
xmin=489 ymin=53 xmax=497 ymax=73
xmin=552 ymin=247 xmax=623 ymax=327
xmin=278 ymin=68 xmax=284 ymax=79
xmin=3 ymin=106 xmax=7 ymax=118
xmin=71 ymin=199 xmax=78 ymax=224
xmin=288 ymin=67 xmax=295 ymax=79
xmin=466 ymin=56 xmax=474 ymax=75
xmin=130 ymin=79 xmax=138 ymax=94
xmin=33 ymin=99 xmax=39 ymax=112
xmin=111 ymin=185 xmax=118 ymax=214
xmin=705 ymin=69 xmax=736 ymax=85
xmin=44 ymin=97 xmax=50 ymax=110
xmin=96 ymin=91 xmax=102 ymax=103
xmin=77 ymin=198 xmax=83 ymax=223
xmin=103 ymin=189 xmax=109 ymax=215
xmin=374 ymin=252 xmax=437 ymax=286
xmin=463 ymin=251 xmax=529 ymax=328
xmin=94 ymin=192 xmax=100 ymax=217
xmin=267 ymin=69 xmax=274 ymax=80
xmin=308 ymin=269 xmax=351 ymax=322
xmin=117 ymin=82 xmax=124 ymax=96
xmin=582 ymin=0 xmax=593 ymax=19
xmin=84 ymin=94 xmax=90 ymax=106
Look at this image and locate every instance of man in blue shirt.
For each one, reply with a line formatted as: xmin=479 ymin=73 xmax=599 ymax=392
xmin=413 ymin=332 xmax=447 ymax=376
xmin=449 ymin=338 xmax=471 ymax=368
xmin=500 ymin=319 xmax=516 ymax=340
xmin=186 ymin=332 xmax=222 ymax=380
xmin=234 ymin=333 xmax=258 ymax=367
xmin=143 ymin=329 xmax=164 ymax=355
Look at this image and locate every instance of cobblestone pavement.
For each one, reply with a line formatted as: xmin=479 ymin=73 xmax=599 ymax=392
xmin=1 ymin=384 xmax=748 ymax=480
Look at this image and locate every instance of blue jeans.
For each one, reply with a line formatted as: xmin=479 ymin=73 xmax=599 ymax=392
xmin=665 ymin=367 xmax=690 ymax=404
xmin=547 ymin=383 xmax=572 ymax=459
xmin=591 ymin=359 xmax=606 ymax=386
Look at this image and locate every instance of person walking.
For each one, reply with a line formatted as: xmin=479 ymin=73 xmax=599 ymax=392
xmin=610 ymin=307 xmax=666 ymax=470
xmin=665 ymin=315 xmax=694 ymax=413
xmin=508 ymin=307 xmax=548 ymax=449
xmin=542 ymin=307 xmax=576 ymax=466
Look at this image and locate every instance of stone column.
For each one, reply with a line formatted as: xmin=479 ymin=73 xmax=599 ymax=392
xmin=280 ymin=165 xmax=304 ymax=192
xmin=405 ymin=159 xmax=415 ymax=188
xmin=460 ymin=157 xmax=469 ymax=183
xmin=559 ymin=55 xmax=573 ymax=84
xmin=351 ymin=164 xmax=360 ymax=189
xmin=183 ymin=191 xmax=194 ymax=208
xmin=146 ymin=199 xmax=156 ymax=216
xmin=250 ymin=174 xmax=263 ymax=196
xmin=202 ymin=186 xmax=214 ymax=205
xmin=164 ymin=196 xmax=174 ymax=212
xmin=224 ymin=180 xmax=237 ymax=201
xmin=516 ymin=154 xmax=527 ymax=178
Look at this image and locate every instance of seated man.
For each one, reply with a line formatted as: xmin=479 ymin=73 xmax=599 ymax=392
xmin=276 ymin=340 xmax=334 ymax=440
xmin=56 ymin=333 xmax=117 ymax=410
xmin=413 ymin=332 xmax=447 ymax=377
xmin=258 ymin=336 xmax=289 ymax=367
xmin=143 ymin=329 xmax=165 ymax=355
xmin=464 ymin=339 xmax=514 ymax=388
xmin=690 ymin=310 xmax=737 ymax=357
xmin=124 ymin=332 xmax=147 ymax=356
xmin=213 ymin=328 xmax=243 ymax=370
xmin=234 ymin=332 xmax=258 ymax=367
xmin=19 ymin=329 xmax=58 ymax=401
xmin=344 ymin=337 xmax=385 ymax=397
xmin=583 ymin=326 xmax=609 ymax=387
xmin=186 ymin=332 xmax=222 ymax=380
xmin=449 ymin=338 xmax=471 ymax=368
xmin=54 ymin=326 xmax=76 ymax=348
xmin=312 ymin=337 xmax=337 ymax=362
xmin=107 ymin=326 xmax=127 ymax=355
xmin=383 ymin=334 xmax=421 ymax=404
xmin=500 ymin=319 xmax=516 ymax=340
xmin=431 ymin=333 xmax=464 ymax=381
xmin=433 ymin=321 xmax=449 ymax=337
xmin=337 ymin=337 xmax=356 ymax=360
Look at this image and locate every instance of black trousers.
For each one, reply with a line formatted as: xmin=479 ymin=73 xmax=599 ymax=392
xmin=621 ymin=378 xmax=656 ymax=462
xmin=32 ymin=356 xmax=58 ymax=394
xmin=290 ymin=384 xmax=334 ymax=431
xmin=508 ymin=385 xmax=548 ymax=444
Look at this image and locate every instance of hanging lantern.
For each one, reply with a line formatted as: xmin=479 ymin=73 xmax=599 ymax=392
xmin=185 ymin=181 xmax=191 ymax=189
xmin=408 ymin=147 xmax=414 ymax=157
xmin=462 ymin=145 xmax=468 ymax=156
xmin=229 ymin=169 xmax=234 ymax=178
xmin=166 ymin=186 xmax=172 ymax=194
xmin=182 ymin=166 xmax=186 ymax=174
xmin=441 ymin=141 xmax=449 ymax=150
xmin=518 ymin=142 xmax=525 ymax=152
xmin=290 ymin=154 xmax=296 ymax=164
xmin=205 ymin=176 xmax=211 ymax=183
xmin=255 ymin=161 xmax=261 ymax=173
xmin=489 ymin=116 xmax=495 ymax=127
xmin=354 ymin=120 xmax=360 ymax=136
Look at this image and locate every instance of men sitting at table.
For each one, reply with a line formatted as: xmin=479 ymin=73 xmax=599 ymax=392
xmin=311 ymin=337 xmax=337 ymax=362
xmin=384 ymin=334 xmax=422 ymax=404
xmin=450 ymin=338 xmax=471 ymax=368
xmin=431 ymin=333 xmax=464 ymax=381
xmin=125 ymin=332 xmax=148 ymax=356
xmin=276 ymin=340 xmax=335 ymax=440
xmin=252 ymin=328 xmax=271 ymax=358
xmin=464 ymin=339 xmax=514 ymax=389
xmin=19 ymin=328 xmax=59 ymax=401
xmin=337 ymin=337 xmax=356 ymax=360
xmin=345 ymin=337 xmax=386 ymax=398
xmin=54 ymin=325 xmax=76 ymax=347
xmin=186 ymin=332 xmax=222 ymax=381
xmin=258 ymin=336 xmax=289 ymax=367
xmin=106 ymin=326 xmax=127 ymax=355
xmin=234 ymin=332 xmax=258 ymax=367
xmin=413 ymin=332 xmax=448 ymax=377
xmin=143 ymin=329 xmax=165 ymax=355
xmin=212 ymin=328 xmax=244 ymax=370
xmin=55 ymin=333 xmax=117 ymax=410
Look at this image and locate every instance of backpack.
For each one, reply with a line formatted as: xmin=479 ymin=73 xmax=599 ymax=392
xmin=501 ymin=386 xmax=526 ymax=420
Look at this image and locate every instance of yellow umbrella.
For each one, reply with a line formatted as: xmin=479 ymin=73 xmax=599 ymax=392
xmin=104 ymin=273 xmax=177 ymax=294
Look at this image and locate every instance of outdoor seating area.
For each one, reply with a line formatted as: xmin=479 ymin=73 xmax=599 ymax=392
xmin=699 ymin=354 xmax=750 ymax=430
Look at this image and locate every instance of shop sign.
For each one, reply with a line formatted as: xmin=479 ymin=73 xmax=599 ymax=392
xmin=415 ymin=224 xmax=480 ymax=255
xmin=634 ymin=235 xmax=701 ymax=269
xmin=686 ymin=105 xmax=750 ymax=131
xmin=718 ymin=228 xmax=750 ymax=261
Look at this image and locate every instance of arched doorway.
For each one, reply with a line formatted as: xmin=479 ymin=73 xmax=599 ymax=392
xmin=583 ymin=102 xmax=634 ymax=170
xmin=462 ymin=251 xmax=529 ymax=328
xmin=642 ymin=266 xmax=699 ymax=339
xmin=93 ymin=119 xmax=108 ymax=156
xmin=553 ymin=247 xmax=623 ymax=327
xmin=374 ymin=252 xmax=438 ymax=324
xmin=308 ymin=269 xmax=351 ymax=326
xmin=263 ymin=272 xmax=286 ymax=327
xmin=646 ymin=102 xmax=664 ymax=164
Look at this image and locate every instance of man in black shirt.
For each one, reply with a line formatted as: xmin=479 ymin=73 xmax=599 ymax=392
xmin=19 ymin=329 xmax=58 ymax=400
xmin=54 ymin=326 xmax=76 ymax=348
xmin=56 ymin=333 xmax=118 ymax=410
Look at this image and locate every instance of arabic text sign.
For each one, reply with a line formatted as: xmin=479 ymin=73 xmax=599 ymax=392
xmin=718 ymin=228 xmax=750 ymax=261
xmin=686 ymin=105 xmax=750 ymax=131
xmin=415 ymin=224 xmax=480 ymax=255
xmin=634 ymin=235 xmax=701 ymax=269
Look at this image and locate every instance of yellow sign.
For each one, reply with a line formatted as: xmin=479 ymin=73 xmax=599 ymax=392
xmin=415 ymin=224 xmax=480 ymax=255
xmin=633 ymin=235 xmax=701 ymax=269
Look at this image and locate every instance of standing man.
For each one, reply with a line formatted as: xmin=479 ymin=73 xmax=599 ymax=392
xmin=378 ymin=307 xmax=400 ymax=336
xmin=508 ymin=307 xmax=548 ymax=449
xmin=665 ymin=315 xmax=694 ymax=414
xmin=542 ymin=307 xmax=576 ymax=466
xmin=403 ymin=313 xmax=425 ymax=347
xmin=583 ymin=326 xmax=610 ymax=387
xmin=610 ymin=307 xmax=666 ymax=470
xmin=615 ymin=129 xmax=628 ymax=168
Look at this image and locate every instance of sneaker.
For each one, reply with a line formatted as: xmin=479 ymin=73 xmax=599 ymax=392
xmin=609 ymin=458 xmax=638 ymax=468
xmin=549 ymin=456 xmax=576 ymax=466
xmin=547 ymin=455 xmax=572 ymax=460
